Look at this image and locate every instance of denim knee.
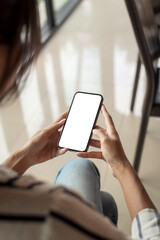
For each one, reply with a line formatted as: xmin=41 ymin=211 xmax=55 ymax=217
xmin=54 ymin=158 xmax=103 ymax=212
xmin=68 ymin=158 xmax=100 ymax=178
xmin=55 ymin=158 xmax=100 ymax=183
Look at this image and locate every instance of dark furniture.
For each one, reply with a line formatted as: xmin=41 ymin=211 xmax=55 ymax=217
xmin=124 ymin=0 xmax=160 ymax=172
xmin=152 ymin=0 xmax=160 ymax=18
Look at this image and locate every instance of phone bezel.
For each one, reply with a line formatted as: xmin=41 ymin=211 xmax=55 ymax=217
xmin=58 ymin=91 xmax=103 ymax=152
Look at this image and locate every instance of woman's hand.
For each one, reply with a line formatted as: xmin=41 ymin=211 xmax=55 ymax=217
xmin=79 ymin=105 xmax=157 ymax=220
xmin=77 ymin=105 xmax=128 ymax=177
xmin=23 ymin=111 xmax=68 ymax=166
xmin=2 ymin=111 xmax=68 ymax=174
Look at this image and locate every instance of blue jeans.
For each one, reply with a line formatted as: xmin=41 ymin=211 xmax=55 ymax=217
xmin=54 ymin=158 xmax=118 ymax=225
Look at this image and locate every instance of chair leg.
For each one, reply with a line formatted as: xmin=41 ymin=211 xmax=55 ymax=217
xmin=133 ymin=110 xmax=149 ymax=172
xmin=133 ymin=73 xmax=153 ymax=173
xmin=130 ymin=54 xmax=141 ymax=111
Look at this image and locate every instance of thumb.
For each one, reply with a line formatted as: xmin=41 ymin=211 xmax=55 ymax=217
xmin=56 ymin=148 xmax=68 ymax=157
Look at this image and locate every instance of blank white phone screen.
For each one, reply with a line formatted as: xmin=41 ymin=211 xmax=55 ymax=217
xmin=58 ymin=92 xmax=102 ymax=151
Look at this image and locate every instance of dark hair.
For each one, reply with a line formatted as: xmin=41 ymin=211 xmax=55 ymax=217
xmin=0 ymin=0 xmax=41 ymax=104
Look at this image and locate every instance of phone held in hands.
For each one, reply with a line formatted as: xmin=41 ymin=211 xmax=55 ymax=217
xmin=58 ymin=91 xmax=103 ymax=152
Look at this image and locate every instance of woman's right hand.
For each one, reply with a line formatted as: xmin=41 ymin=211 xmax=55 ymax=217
xmin=78 ymin=105 xmax=157 ymax=221
xmin=77 ymin=105 xmax=129 ymax=177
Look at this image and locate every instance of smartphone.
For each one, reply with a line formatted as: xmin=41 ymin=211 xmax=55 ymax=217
xmin=58 ymin=91 xmax=103 ymax=152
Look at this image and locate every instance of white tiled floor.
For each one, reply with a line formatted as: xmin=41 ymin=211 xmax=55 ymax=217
xmin=0 ymin=0 xmax=160 ymax=236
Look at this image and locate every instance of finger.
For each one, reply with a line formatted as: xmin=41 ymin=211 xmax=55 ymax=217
xmin=92 ymin=128 xmax=107 ymax=142
xmin=101 ymin=105 xmax=116 ymax=134
xmin=89 ymin=139 xmax=101 ymax=148
xmin=55 ymin=111 xmax=68 ymax=123
xmin=46 ymin=119 xmax=66 ymax=133
xmin=76 ymin=151 xmax=104 ymax=160
xmin=56 ymin=148 xmax=68 ymax=157
xmin=94 ymin=125 xmax=101 ymax=129
xmin=94 ymin=125 xmax=106 ymax=132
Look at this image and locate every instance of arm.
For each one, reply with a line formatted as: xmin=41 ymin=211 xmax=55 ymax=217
xmin=2 ymin=111 xmax=67 ymax=175
xmin=2 ymin=148 xmax=30 ymax=175
xmin=77 ymin=105 xmax=156 ymax=220
xmin=116 ymin=160 xmax=156 ymax=220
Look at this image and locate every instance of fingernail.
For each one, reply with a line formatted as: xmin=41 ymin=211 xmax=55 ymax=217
xmin=60 ymin=118 xmax=66 ymax=123
xmin=93 ymin=129 xmax=97 ymax=134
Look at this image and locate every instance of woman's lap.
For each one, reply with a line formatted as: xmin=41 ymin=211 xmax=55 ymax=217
xmin=54 ymin=158 xmax=118 ymax=225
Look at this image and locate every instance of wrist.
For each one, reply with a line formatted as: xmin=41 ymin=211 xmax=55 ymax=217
xmin=110 ymin=157 xmax=132 ymax=179
xmin=115 ymin=159 xmax=136 ymax=182
xmin=2 ymin=148 xmax=30 ymax=175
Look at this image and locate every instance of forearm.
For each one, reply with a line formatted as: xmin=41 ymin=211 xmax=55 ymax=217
xmin=2 ymin=148 xmax=30 ymax=175
xmin=116 ymin=160 xmax=156 ymax=220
